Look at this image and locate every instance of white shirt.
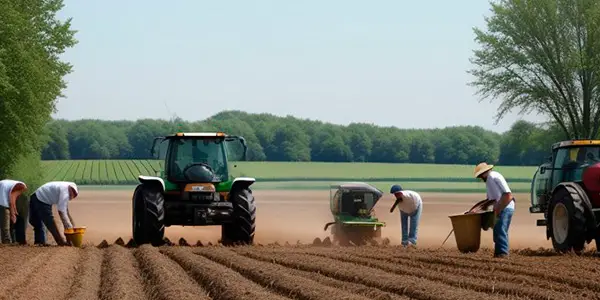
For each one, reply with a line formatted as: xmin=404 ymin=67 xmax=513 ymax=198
xmin=34 ymin=181 xmax=78 ymax=213
xmin=396 ymin=190 xmax=422 ymax=214
xmin=485 ymin=171 xmax=515 ymax=209
xmin=0 ymin=180 xmax=25 ymax=208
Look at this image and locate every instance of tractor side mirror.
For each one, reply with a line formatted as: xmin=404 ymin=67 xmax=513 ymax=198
xmin=540 ymin=166 xmax=546 ymax=174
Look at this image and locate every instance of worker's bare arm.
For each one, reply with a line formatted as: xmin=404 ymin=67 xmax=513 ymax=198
xmin=58 ymin=210 xmax=73 ymax=229
xmin=67 ymin=209 xmax=75 ymax=227
xmin=494 ymin=192 xmax=513 ymax=215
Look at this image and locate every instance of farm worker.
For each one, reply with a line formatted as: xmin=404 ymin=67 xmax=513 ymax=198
xmin=0 ymin=179 xmax=27 ymax=244
xmin=29 ymin=181 xmax=78 ymax=246
xmin=10 ymin=193 xmax=29 ymax=244
xmin=474 ymin=162 xmax=515 ymax=258
xmin=389 ymin=184 xmax=423 ymax=247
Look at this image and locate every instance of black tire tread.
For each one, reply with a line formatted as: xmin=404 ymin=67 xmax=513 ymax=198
xmin=132 ymin=183 xmax=165 ymax=246
xmin=548 ymin=184 xmax=587 ymax=253
xmin=221 ymin=188 xmax=256 ymax=245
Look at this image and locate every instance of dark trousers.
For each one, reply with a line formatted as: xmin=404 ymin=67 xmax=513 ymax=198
xmin=9 ymin=214 xmax=27 ymax=244
xmin=29 ymin=194 xmax=64 ymax=245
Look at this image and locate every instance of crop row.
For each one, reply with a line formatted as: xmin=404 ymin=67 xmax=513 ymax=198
xmin=0 ymin=244 xmax=595 ymax=300
xmin=40 ymin=160 xmax=534 ymax=189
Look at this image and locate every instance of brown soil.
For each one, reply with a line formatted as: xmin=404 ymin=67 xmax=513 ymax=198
xmin=0 ymin=244 xmax=597 ymax=299
xmin=0 ymin=189 xmax=596 ymax=299
xmin=59 ymin=190 xmax=552 ymax=249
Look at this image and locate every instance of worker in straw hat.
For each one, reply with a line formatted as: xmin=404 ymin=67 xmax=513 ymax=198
xmin=474 ymin=162 xmax=515 ymax=258
xmin=0 ymin=179 xmax=28 ymax=244
xmin=389 ymin=184 xmax=423 ymax=247
xmin=29 ymin=181 xmax=79 ymax=246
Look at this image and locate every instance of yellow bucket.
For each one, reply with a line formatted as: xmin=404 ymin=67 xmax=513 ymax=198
xmin=64 ymin=226 xmax=86 ymax=247
xmin=449 ymin=213 xmax=482 ymax=253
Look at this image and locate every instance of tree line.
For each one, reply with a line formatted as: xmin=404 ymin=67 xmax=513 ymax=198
xmin=41 ymin=110 xmax=566 ymax=166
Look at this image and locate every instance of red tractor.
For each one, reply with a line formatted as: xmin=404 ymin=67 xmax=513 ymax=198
xmin=530 ymin=140 xmax=600 ymax=253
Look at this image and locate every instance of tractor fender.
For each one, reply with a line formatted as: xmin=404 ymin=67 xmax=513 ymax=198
xmin=138 ymin=175 xmax=165 ymax=192
xmin=550 ymin=182 xmax=596 ymax=242
xmin=231 ymin=177 xmax=256 ymax=192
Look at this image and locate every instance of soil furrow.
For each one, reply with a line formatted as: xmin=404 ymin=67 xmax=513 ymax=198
xmin=260 ymin=246 xmax=600 ymax=294
xmin=276 ymin=246 xmax=594 ymax=298
xmin=0 ymin=247 xmax=50 ymax=297
xmin=353 ymin=248 xmax=592 ymax=296
xmin=348 ymin=248 xmax=598 ymax=297
xmin=372 ymin=248 xmax=600 ymax=292
xmin=195 ymin=247 xmax=370 ymax=300
xmin=234 ymin=248 xmax=512 ymax=300
xmin=9 ymin=247 xmax=80 ymax=300
xmin=66 ymin=247 xmax=103 ymax=300
xmin=299 ymin=248 xmax=577 ymax=300
xmin=98 ymin=245 xmax=147 ymax=300
xmin=133 ymin=245 xmax=210 ymax=300
xmin=160 ymin=247 xmax=288 ymax=300
xmin=228 ymin=247 xmax=408 ymax=300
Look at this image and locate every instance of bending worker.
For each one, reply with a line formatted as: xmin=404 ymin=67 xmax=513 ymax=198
xmin=389 ymin=184 xmax=423 ymax=247
xmin=474 ymin=162 xmax=515 ymax=258
xmin=0 ymin=179 xmax=27 ymax=244
xmin=29 ymin=181 xmax=78 ymax=246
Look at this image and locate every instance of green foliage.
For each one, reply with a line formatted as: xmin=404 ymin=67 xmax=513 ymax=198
xmin=40 ymin=112 xmax=561 ymax=166
xmin=470 ymin=0 xmax=600 ymax=139
xmin=0 ymin=0 xmax=76 ymax=178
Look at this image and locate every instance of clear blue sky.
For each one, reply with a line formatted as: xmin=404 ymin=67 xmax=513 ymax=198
xmin=55 ymin=0 xmax=545 ymax=133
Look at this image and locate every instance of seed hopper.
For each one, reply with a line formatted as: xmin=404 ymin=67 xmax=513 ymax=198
xmin=323 ymin=182 xmax=386 ymax=245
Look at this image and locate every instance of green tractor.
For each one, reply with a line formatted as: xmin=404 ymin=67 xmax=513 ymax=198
xmin=530 ymin=139 xmax=600 ymax=253
xmin=132 ymin=132 xmax=256 ymax=246
xmin=323 ymin=182 xmax=386 ymax=245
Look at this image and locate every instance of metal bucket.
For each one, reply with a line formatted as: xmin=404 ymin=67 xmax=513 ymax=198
xmin=449 ymin=213 xmax=482 ymax=253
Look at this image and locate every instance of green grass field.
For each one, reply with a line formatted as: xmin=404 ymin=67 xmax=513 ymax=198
xmin=40 ymin=160 xmax=537 ymax=193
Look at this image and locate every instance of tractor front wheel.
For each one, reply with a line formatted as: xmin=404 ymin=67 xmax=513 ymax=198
xmin=221 ymin=188 xmax=256 ymax=245
xmin=132 ymin=183 xmax=165 ymax=246
xmin=548 ymin=186 xmax=586 ymax=253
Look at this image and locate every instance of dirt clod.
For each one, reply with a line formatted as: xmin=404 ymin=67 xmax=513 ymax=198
xmin=97 ymin=240 xmax=109 ymax=248
xmin=126 ymin=239 xmax=137 ymax=248
xmin=115 ymin=237 xmax=125 ymax=246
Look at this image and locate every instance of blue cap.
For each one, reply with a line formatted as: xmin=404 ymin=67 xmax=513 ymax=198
xmin=390 ymin=184 xmax=403 ymax=194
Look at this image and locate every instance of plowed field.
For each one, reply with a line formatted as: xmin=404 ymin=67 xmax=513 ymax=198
xmin=0 ymin=243 xmax=598 ymax=300
xmin=2 ymin=190 xmax=595 ymax=299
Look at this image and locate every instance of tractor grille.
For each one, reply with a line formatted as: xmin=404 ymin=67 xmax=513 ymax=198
xmin=189 ymin=192 xmax=217 ymax=203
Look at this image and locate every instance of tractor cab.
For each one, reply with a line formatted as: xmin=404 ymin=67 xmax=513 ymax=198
xmin=151 ymin=132 xmax=247 ymax=190
xmin=529 ymin=139 xmax=600 ymax=253
xmin=530 ymin=140 xmax=600 ymax=214
xmin=329 ymin=182 xmax=383 ymax=218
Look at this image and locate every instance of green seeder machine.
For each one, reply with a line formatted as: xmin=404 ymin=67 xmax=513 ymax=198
xmin=323 ymin=182 xmax=386 ymax=245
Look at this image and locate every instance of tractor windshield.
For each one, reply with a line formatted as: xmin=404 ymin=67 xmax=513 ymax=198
xmin=168 ymin=138 xmax=229 ymax=182
xmin=552 ymin=146 xmax=600 ymax=183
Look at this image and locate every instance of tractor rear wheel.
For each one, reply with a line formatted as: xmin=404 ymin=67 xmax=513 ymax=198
xmin=221 ymin=188 xmax=256 ymax=245
xmin=548 ymin=185 xmax=586 ymax=253
xmin=132 ymin=183 xmax=165 ymax=246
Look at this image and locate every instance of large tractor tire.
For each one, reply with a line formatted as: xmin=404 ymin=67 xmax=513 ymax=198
xmin=221 ymin=188 xmax=256 ymax=245
xmin=547 ymin=185 xmax=587 ymax=253
xmin=132 ymin=183 xmax=165 ymax=246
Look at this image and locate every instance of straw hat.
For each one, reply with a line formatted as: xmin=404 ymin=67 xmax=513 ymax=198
xmin=474 ymin=162 xmax=494 ymax=178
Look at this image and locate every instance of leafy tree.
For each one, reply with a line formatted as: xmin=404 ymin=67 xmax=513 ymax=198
xmin=0 ymin=0 xmax=76 ymax=178
xmin=469 ymin=0 xmax=600 ymax=139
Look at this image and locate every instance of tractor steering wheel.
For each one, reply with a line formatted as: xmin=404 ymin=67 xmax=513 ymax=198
xmin=181 ymin=162 xmax=216 ymax=181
